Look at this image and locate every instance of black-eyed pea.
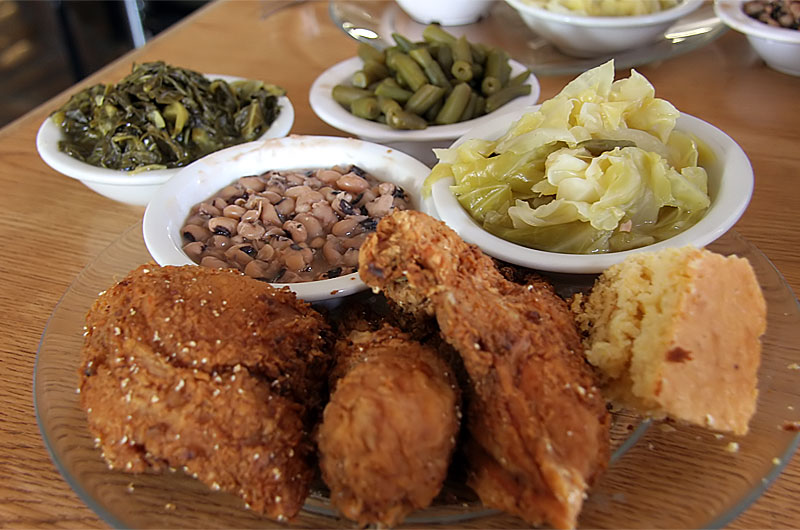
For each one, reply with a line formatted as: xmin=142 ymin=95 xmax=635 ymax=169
xmin=342 ymin=233 xmax=368 ymax=249
xmin=286 ymin=173 xmax=306 ymax=186
xmin=238 ymin=221 xmax=266 ymax=241
xmin=198 ymin=202 xmax=221 ymax=217
xmin=257 ymin=244 xmax=275 ymax=261
xmin=283 ymin=249 xmax=307 ymax=272
xmin=332 ymin=194 xmax=357 ymax=216
xmin=316 ymin=169 xmax=342 ymax=184
xmin=274 ymin=197 xmax=295 ymax=218
xmin=355 ymin=188 xmax=376 ymax=208
xmin=264 ymin=226 xmax=286 ymax=238
xmin=309 ymin=237 xmax=325 ymax=249
xmin=331 ymin=217 xmax=361 ymax=237
xmin=223 ymin=204 xmax=247 ymax=219
xmin=185 ymin=214 xmax=208 ymax=226
xmin=311 ymin=201 xmax=338 ymax=228
xmin=200 ymin=255 xmax=230 ymax=269
xmin=377 ymin=182 xmax=396 ymax=196
xmin=244 ymin=259 xmax=271 ymax=279
xmin=336 ymin=173 xmax=370 ymax=194
xmin=212 ymin=197 xmax=228 ymax=210
xmin=230 ymin=234 xmax=245 ymax=245
xmin=241 ymin=209 xmax=260 ymax=223
xmin=260 ymin=202 xmax=282 ymax=226
xmin=319 ymin=187 xmax=338 ymax=203
xmin=365 ymin=194 xmax=394 ymax=217
xmin=218 ymin=185 xmax=242 ymax=202
xmin=270 ymin=236 xmax=294 ymax=252
xmin=280 ymin=271 xmax=302 ymax=283
xmin=323 ymin=238 xmax=345 ymax=266
xmin=283 ymin=220 xmax=308 ymax=243
xmin=294 ymin=190 xmax=325 ymax=213
xmin=294 ymin=213 xmax=324 ymax=240
xmin=208 ymin=216 xmax=238 ymax=237
xmin=182 ymin=241 xmax=205 ymax=260
xmin=343 ymin=248 xmax=360 ymax=267
xmin=261 ymin=190 xmax=283 ymax=204
xmin=238 ymin=176 xmax=266 ymax=192
xmin=207 ymin=234 xmax=231 ymax=249
xmin=182 ymin=224 xmax=211 ymax=243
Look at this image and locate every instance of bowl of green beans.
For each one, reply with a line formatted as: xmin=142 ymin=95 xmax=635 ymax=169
xmin=309 ymin=25 xmax=540 ymax=166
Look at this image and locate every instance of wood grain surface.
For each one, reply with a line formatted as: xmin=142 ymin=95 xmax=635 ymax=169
xmin=0 ymin=0 xmax=798 ymax=528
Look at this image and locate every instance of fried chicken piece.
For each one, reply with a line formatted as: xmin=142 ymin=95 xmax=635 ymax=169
xmin=317 ymin=324 xmax=461 ymax=527
xmin=358 ymin=211 xmax=610 ymax=529
xmin=79 ymin=264 xmax=331 ymax=521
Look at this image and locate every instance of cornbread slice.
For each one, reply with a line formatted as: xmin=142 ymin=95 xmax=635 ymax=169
xmin=572 ymin=246 xmax=766 ymax=435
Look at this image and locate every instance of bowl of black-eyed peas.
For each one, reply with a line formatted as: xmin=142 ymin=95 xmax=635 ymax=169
xmin=309 ymin=24 xmax=540 ymax=166
xmin=142 ymin=135 xmax=431 ymax=303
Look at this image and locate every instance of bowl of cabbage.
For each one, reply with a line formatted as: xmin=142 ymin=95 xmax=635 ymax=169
xmin=503 ymin=0 xmax=704 ymax=57
xmin=423 ymin=61 xmax=753 ymax=274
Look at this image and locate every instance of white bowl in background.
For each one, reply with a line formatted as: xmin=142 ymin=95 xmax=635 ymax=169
xmin=427 ymin=107 xmax=754 ymax=274
xmin=714 ymin=0 xmax=800 ymax=76
xmin=504 ymin=0 xmax=704 ymax=57
xmin=395 ymin=0 xmax=493 ymax=26
xmin=36 ymin=75 xmax=294 ymax=206
xmin=309 ymin=57 xmax=540 ymax=166
xmin=143 ymin=135 xmax=430 ymax=302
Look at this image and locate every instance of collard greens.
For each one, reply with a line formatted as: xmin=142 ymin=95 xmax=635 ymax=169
xmin=425 ymin=60 xmax=710 ymax=254
xmin=52 ymin=62 xmax=285 ymax=172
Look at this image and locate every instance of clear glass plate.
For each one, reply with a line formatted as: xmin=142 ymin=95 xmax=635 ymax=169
xmin=35 ymin=223 xmax=800 ymax=528
xmin=329 ymin=0 xmax=727 ymax=76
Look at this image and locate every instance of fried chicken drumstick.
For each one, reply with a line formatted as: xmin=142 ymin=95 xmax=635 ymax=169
xmin=359 ymin=211 xmax=610 ymax=529
xmin=79 ymin=265 xmax=330 ymax=521
xmin=317 ymin=323 xmax=461 ymax=527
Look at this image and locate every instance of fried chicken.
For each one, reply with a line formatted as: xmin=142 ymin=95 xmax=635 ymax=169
xmin=317 ymin=324 xmax=461 ymax=527
xmin=358 ymin=211 xmax=611 ymax=529
xmin=79 ymin=264 xmax=331 ymax=521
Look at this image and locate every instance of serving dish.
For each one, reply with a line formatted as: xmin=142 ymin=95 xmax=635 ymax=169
xmin=425 ymin=106 xmax=753 ymax=274
xmin=504 ymin=0 xmax=704 ymax=57
xmin=36 ymin=75 xmax=295 ymax=207
xmin=308 ymin=57 xmax=540 ymax=166
xmin=714 ymin=0 xmax=800 ymax=76
xmin=329 ymin=0 xmax=727 ymax=76
xmin=143 ymin=135 xmax=430 ymax=302
xmin=35 ymin=222 xmax=800 ymax=527
xmin=395 ymin=0 xmax=493 ymax=26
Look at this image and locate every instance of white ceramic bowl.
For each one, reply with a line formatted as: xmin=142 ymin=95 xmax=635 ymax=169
xmin=309 ymin=57 xmax=540 ymax=166
xmin=395 ymin=0 xmax=493 ymax=26
xmin=36 ymin=75 xmax=294 ymax=206
xmin=714 ymin=0 xmax=800 ymax=76
xmin=426 ymin=106 xmax=754 ymax=274
xmin=143 ymin=135 xmax=430 ymax=302
xmin=504 ymin=0 xmax=704 ymax=57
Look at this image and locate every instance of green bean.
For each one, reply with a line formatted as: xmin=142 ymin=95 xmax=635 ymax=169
xmin=357 ymin=42 xmax=385 ymax=64
xmin=451 ymin=36 xmax=472 ymax=65
xmin=351 ymin=96 xmax=381 ymax=120
xmin=459 ymin=92 xmax=479 ymax=122
xmin=424 ymin=98 xmax=444 ymax=122
xmin=393 ymin=53 xmax=428 ymax=92
xmin=378 ymin=95 xmax=402 ymax=116
xmin=451 ymin=60 xmax=473 ymax=82
xmin=422 ymin=23 xmax=456 ymax=45
xmin=435 ymin=43 xmax=453 ymax=74
xmin=474 ymin=95 xmax=486 ymax=117
xmin=435 ymin=83 xmax=471 ymax=125
xmin=351 ymin=60 xmax=390 ymax=88
xmin=332 ymin=85 xmax=373 ymax=107
xmin=404 ymin=84 xmax=445 ymax=115
xmin=409 ymin=47 xmax=451 ymax=89
xmin=386 ymin=107 xmax=428 ymax=130
xmin=484 ymin=48 xmax=511 ymax=86
xmin=509 ymin=69 xmax=531 ymax=87
xmin=481 ymin=76 xmax=501 ymax=96
xmin=374 ymin=78 xmax=413 ymax=103
xmin=470 ymin=42 xmax=489 ymax=65
xmin=392 ymin=32 xmax=417 ymax=52
xmin=385 ymin=46 xmax=402 ymax=72
xmin=484 ymin=84 xmax=532 ymax=113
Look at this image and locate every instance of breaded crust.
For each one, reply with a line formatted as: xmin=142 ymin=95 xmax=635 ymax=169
xmin=79 ymin=264 xmax=330 ymax=521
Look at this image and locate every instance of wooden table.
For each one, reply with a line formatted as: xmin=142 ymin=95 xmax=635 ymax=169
xmin=1 ymin=1 xmax=798 ymax=527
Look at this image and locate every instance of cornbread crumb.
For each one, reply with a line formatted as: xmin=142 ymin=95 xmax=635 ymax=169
xmin=572 ymin=246 xmax=766 ymax=435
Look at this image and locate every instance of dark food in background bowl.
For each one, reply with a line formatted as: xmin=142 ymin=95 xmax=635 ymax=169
xmin=743 ymin=0 xmax=800 ymax=29
xmin=181 ymin=166 xmax=411 ymax=283
xmin=332 ymin=24 xmax=532 ymax=130
xmin=51 ymin=61 xmax=285 ymax=171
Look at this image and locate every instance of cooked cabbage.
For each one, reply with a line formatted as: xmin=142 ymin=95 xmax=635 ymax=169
xmin=425 ymin=60 xmax=710 ymax=255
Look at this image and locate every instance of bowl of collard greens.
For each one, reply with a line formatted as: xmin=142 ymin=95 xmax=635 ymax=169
xmin=36 ymin=62 xmax=294 ymax=206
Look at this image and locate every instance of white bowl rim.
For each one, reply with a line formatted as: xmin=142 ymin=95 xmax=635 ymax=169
xmin=504 ymin=0 xmax=704 ymax=27
xmin=309 ymin=56 xmax=540 ymax=143
xmin=428 ymin=107 xmax=754 ymax=274
xmin=142 ymin=134 xmax=432 ymax=302
xmin=714 ymin=0 xmax=800 ymax=44
xmin=36 ymin=74 xmax=295 ymax=186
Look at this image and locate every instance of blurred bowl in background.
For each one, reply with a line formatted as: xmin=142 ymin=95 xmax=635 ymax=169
xmin=714 ymin=0 xmax=800 ymax=76
xmin=395 ymin=0 xmax=493 ymax=26
xmin=503 ymin=0 xmax=704 ymax=57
